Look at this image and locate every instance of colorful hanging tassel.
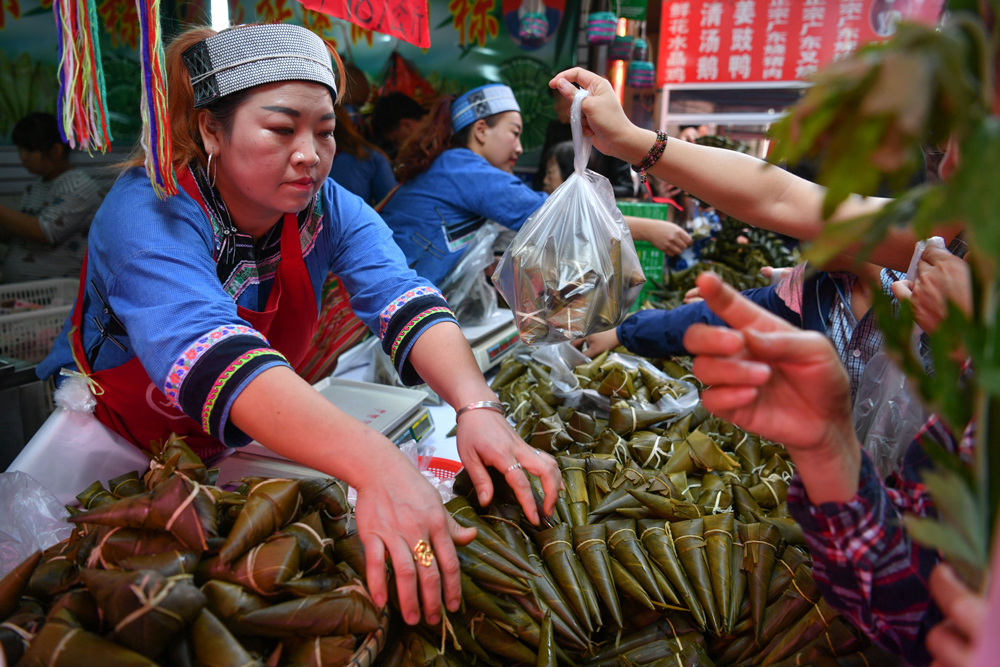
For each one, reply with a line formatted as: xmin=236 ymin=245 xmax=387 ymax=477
xmin=608 ymin=35 xmax=635 ymax=61
xmin=53 ymin=0 xmax=113 ymax=153
xmin=135 ymin=0 xmax=177 ymax=198
xmin=586 ymin=11 xmax=617 ymax=45
xmin=518 ymin=11 xmax=549 ymax=45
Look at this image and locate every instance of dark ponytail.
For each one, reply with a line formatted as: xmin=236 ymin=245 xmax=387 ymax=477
xmin=394 ymin=95 xmax=502 ymax=183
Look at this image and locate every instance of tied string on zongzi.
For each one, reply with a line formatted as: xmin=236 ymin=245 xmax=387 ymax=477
xmin=707 ymin=492 xmax=732 ymax=515
xmin=604 ymin=433 xmax=629 ymax=465
xmin=777 ymin=560 xmax=817 ymax=605
xmin=758 ymin=475 xmax=784 ymax=507
xmin=113 ymin=573 xmax=189 ymax=635
xmin=741 ymin=540 xmax=777 ymax=554
xmin=661 ymin=615 xmax=686 ymax=667
xmin=243 ymin=543 xmax=270 ymax=596
xmin=607 ymin=372 xmax=629 ymax=398
xmin=573 ymin=539 xmax=605 ymax=550
xmin=47 ymin=626 xmax=83 ymax=666
xmin=289 ymin=520 xmax=335 ymax=554
xmin=539 ymin=541 xmax=574 ymax=558
xmin=482 ymin=515 xmax=533 ymax=546
xmin=1 ymin=620 xmax=34 ymax=647
xmin=164 ymin=481 xmax=215 ymax=541
xmin=86 ymin=526 xmax=123 ymax=569
xmin=641 ymin=437 xmax=670 ymax=469
xmin=248 ymin=479 xmax=302 ymax=518
xmin=624 ymin=405 xmax=639 ymax=436
xmin=111 ymin=478 xmax=138 ymax=498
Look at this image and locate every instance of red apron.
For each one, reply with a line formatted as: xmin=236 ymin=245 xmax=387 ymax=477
xmin=68 ymin=170 xmax=319 ymax=459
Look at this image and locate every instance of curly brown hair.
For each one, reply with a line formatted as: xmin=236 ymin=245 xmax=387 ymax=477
xmin=393 ymin=95 xmax=501 ymax=183
xmin=124 ymin=24 xmax=345 ymax=175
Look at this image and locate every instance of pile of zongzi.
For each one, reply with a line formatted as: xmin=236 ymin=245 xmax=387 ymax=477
xmin=0 ymin=435 xmax=385 ymax=667
xmin=381 ymin=350 xmax=892 ymax=667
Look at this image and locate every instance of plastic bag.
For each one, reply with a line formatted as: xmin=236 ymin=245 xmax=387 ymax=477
xmin=852 ymin=237 xmax=944 ymax=477
xmin=439 ymin=223 xmax=500 ymax=326
xmin=7 ymin=377 xmax=153 ymax=507
xmin=0 ymin=471 xmax=73 ymax=577
xmin=531 ymin=342 xmax=700 ymax=418
xmin=492 ymin=89 xmax=645 ymax=345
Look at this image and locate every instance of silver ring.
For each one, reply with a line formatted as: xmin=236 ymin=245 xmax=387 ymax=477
xmin=505 ymin=463 xmax=523 ymax=474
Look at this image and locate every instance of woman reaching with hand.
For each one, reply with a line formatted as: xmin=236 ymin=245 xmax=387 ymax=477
xmin=547 ymin=68 xmax=960 ymax=272
xmin=37 ymin=23 xmax=562 ymax=628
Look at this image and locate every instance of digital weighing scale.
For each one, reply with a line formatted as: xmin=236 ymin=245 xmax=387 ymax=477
xmin=462 ymin=309 xmax=520 ymax=372
xmin=220 ymin=377 xmax=434 ymax=484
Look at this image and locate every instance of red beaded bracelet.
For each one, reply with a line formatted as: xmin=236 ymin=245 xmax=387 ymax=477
xmin=631 ymin=131 xmax=668 ymax=184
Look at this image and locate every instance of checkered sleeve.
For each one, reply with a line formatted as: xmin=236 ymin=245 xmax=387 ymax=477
xmin=787 ymin=443 xmax=946 ymax=666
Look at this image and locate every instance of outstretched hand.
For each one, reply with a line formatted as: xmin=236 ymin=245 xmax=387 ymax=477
xmin=549 ymin=68 xmax=642 ymax=160
xmin=455 ymin=408 xmax=562 ymax=524
xmin=683 ymin=272 xmax=862 ymax=504
xmin=354 ymin=451 xmax=476 ymax=627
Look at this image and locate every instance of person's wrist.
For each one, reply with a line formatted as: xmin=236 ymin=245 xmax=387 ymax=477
xmin=792 ymin=423 xmax=862 ymax=505
xmin=616 ymin=126 xmax=657 ymax=165
xmin=350 ymin=434 xmax=409 ymax=493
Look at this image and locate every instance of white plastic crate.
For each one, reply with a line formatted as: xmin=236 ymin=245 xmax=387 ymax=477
xmin=0 ymin=278 xmax=79 ymax=309
xmin=0 ymin=278 xmax=78 ymax=364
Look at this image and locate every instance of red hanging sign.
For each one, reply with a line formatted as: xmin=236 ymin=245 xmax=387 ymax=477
xmin=297 ymin=0 xmax=431 ymax=48
xmin=657 ymin=0 xmax=945 ymax=87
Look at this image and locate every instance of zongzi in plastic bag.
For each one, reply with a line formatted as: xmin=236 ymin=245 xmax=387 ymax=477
xmin=492 ymin=89 xmax=644 ymax=345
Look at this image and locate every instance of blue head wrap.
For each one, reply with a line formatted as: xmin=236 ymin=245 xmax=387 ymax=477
xmin=450 ymin=84 xmax=520 ymax=133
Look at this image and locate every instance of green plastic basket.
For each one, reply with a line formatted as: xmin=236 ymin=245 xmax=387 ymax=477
xmin=618 ymin=202 xmax=667 ymax=312
xmin=630 ymin=240 xmax=665 ymax=312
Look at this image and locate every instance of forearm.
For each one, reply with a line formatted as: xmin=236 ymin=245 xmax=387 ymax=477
xmin=0 ymin=205 xmax=48 ymax=244
xmin=623 ymin=216 xmax=657 ymax=243
xmin=408 ymin=321 xmax=497 ymax=408
xmin=229 ymin=365 xmax=409 ymax=490
xmin=612 ymin=127 xmax=829 ymax=235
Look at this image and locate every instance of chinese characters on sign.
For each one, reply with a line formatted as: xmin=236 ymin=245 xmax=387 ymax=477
xmin=658 ymin=0 xmax=945 ymax=86
xmin=449 ymin=0 xmax=499 ymax=47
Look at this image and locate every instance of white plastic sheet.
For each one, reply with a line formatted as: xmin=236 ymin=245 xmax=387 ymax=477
xmin=0 ymin=471 xmax=73 ymax=577
xmin=7 ymin=376 xmax=152 ymax=506
xmin=531 ymin=342 xmax=700 ymax=418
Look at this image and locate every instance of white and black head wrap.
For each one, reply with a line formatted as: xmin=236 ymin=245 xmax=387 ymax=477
xmin=182 ymin=24 xmax=338 ymax=108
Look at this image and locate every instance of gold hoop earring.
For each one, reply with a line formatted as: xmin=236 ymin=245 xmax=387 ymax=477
xmin=207 ymin=150 xmax=218 ymax=189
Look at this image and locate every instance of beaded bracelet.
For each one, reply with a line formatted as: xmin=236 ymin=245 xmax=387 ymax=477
xmin=631 ymin=130 xmax=668 ymax=184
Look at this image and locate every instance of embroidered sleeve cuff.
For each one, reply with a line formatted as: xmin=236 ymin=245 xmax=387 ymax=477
xmin=380 ymin=293 xmax=457 ymax=386
xmin=171 ymin=328 xmax=290 ymax=444
xmin=219 ymin=359 xmax=290 ymax=447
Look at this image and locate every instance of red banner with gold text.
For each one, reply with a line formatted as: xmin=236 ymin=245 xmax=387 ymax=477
xmin=296 ymin=0 xmax=430 ymax=48
xmin=657 ymin=0 xmax=945 ymax=87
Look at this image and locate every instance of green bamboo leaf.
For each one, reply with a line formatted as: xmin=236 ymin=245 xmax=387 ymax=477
xmin=946 ymin=0 xmax=980 ymax=14
xmin=901 ymin=516 xmax=983 ymax=569
xmin=920 ymin=436 xmax=976 ymax=489
xmin=919 ymin=468 xmax=989 ymax=562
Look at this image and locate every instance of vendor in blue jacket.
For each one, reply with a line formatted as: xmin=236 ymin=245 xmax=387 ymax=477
xmin=37 ymin=23 xmax=561 ymax=629
xmin=379 ymin=84 xmax=547 ymax=285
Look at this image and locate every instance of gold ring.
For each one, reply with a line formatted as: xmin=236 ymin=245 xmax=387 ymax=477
xmin=413 ymin=540 xmax=434 ymax=567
